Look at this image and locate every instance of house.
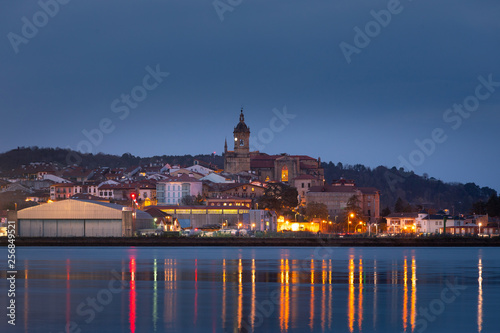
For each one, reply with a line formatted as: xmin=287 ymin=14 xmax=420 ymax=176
xmin=50 ymin=183 xmax=75 ymax=200
xmin=386 ymin=212 xmax=420 ymax=234
xmin=156 ymin=174 xmax=203 ymax=205
xmin=306 ymin=180 xmax=380 ymax=223
xmin=206 ymin=182 xmax=265 ymax=199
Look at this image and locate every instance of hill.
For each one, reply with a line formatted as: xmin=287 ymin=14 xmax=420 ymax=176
xmin=0 ymin=147 xmax=495 ymax=214
xmin=322 ymin=161 xmax=496 ymax=214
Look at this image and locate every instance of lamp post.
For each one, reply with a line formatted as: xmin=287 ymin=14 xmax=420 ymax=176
xmin=348 ymin=213 xmax=354 ymax=234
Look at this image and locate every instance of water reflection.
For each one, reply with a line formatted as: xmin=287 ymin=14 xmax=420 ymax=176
xmin=478 ymin=256 xmax=483 ymax=333
xmin=12 ymin=247 xmax=499 ymax=333
xmin=129 ymin=257 xmax=136 ymax=333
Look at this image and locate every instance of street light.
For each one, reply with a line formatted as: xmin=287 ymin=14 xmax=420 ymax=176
xmin=348 ymin=213 xmax=354 ymax=233
xmin=479 ymin=222 xmax=482 ymax=235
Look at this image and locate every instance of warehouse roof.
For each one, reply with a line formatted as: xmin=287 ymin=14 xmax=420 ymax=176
xmin=18 ymin=199 xmax=152 ymax=220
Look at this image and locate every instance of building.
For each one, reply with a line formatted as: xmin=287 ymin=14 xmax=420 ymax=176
xmin=388 ymin=210 xmax=470 ymax=234
xmin=306 ymin=180 xmax=380 ymax=223
xmin=50 ymin=183 xmax=75 ymax=200
xmin=15 ymin=199 xmax=154 ymax=237
xmin=156 ymin=174 xmax=203 ymax=205
xmin=223 ymin=109 xmax=324 ymax=184
xmin=247 ymin=210 xmax=277 ymax=231
xmin=224 ymin=109 xmax=251 ymax=174
xmin=250 ymin=153 xmax=324 ymax=185
xmin=206 ymin=195 xmax=252 ymax=209
xmin=386 ymin=212 xmax=420 ymax=234
xmin=154 ymin=205 xmax=250 ymax=229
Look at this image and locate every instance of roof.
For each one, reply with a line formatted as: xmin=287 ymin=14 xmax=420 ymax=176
xmin=18 ymin=199 xmax=152 ymax=220
xmin=358 ymin=187 xmax=380 ymax=194
xmin=308 ymin=184 xmax=357 ymax=193
xmin=387 ymin=213 xmax=419 ymax=218
xmin=145 ymin=207 xmax=170 ymax=218
xmin=234 ymin=110 xmax=250 ymax=133
xmin=158 ymin=174 xmax=202 ymax=183
xmin=70 ymin=193 xmax=108 ymax=201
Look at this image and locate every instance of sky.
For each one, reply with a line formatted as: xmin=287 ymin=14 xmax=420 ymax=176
xmin=1 ymin=0 xmax=499 ymax=191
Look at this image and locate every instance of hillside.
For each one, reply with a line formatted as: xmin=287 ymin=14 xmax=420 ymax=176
xmin=322 ymin=162 xmax=496 ymax=214
xmin=0 ymin=147 xmax=223 ymax=171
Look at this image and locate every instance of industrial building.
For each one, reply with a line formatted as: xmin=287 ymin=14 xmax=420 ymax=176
xmin=15 ymin=199 xmax=154 ymax=237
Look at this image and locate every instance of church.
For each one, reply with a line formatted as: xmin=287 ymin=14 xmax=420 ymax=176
xmin=224 ymin=109 xmax=324 ymax=186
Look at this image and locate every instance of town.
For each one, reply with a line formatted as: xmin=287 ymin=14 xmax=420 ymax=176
xmin=0 ymin=109 xmax=499 ymax=238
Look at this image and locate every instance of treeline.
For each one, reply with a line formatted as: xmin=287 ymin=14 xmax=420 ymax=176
xmin=0 ymin=147 xmax=223 ymax=171
xmin=322 ymin=161 xmax=496 ymax=215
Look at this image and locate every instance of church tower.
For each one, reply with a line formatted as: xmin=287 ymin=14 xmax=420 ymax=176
xmin=224 ymin=109 xmax=251 ymax=174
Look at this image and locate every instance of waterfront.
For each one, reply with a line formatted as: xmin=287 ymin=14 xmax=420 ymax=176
xmin=0 ymin=247 xmax=498 ymax=333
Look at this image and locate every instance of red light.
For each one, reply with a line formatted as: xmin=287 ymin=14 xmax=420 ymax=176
xmin=130 ymin=193 xmax=136 ymax=200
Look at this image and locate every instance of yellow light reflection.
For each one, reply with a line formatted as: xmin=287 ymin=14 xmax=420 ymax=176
xmin=164 ymin=259 xmax=176 ymax=325
xmin=403 ymin=258 xmax=408 ymax=333
xmin=411 ymin=257 xmax=417 ymax=332
xmin=238 ymin=259 xmax=243 ymax=330
xmin=348 ymin=256 xmax=355 ymax=333
xmin=251 ymin=259 xmax=256 ymax=331
xmin=358 ymin=259 xmax=363 ymax=332
xmin=280 ymin=259 xmax=290 ymax=332
xmin=328 ymin=259 xmax=333 ymax=330
xmin=309 ymin=259 xmax=315 ymax=331
xmin=478 ymin=257 xmax=483 ymax=333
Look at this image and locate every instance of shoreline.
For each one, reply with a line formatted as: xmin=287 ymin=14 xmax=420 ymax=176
xmin=2 ymin=236 xmax=500 ymax=247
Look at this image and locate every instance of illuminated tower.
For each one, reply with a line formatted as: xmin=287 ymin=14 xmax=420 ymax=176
xmin=224 ymin=109 xmax=251 ymax=173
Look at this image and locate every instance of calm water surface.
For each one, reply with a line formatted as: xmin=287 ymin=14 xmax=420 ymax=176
xmin=0 ymin=246 xmax=499 ymax=333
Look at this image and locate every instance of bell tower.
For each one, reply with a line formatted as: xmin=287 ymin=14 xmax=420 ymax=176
xmin=233 ymin=109 xmax=250 ymax=153
xmin=224 ymin=108 xmax=251 ymax=174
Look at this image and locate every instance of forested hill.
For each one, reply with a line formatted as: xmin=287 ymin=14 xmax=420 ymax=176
xmin=0 ymin=147 xmax=495 ymax=213
xmin=0 ymin=147 xmax=223 ymax=171
xmin=322 ymin=161 xmax=496 ymax=214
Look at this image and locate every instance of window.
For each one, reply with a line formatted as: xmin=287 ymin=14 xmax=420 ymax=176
xmin=281 ymin=166 xmax=288 ymax=182
xmin=301 ymin=183 xmax=304 ymax=188
xmin=308 ymin=183 xmax=311 ymax=188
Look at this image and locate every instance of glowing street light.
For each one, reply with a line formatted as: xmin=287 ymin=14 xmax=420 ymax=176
xmin=348 ymin=213 xmax=355 ymax=233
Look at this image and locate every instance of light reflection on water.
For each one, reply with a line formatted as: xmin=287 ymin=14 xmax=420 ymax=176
xmin=0 ymin=247 xmax=498 ymax=333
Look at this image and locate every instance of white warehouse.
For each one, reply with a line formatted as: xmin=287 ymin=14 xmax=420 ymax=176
xmin=16 ymin=199 xmax=154 ymax=237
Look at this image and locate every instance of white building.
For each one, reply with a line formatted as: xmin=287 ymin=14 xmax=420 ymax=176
xmin=156 ymin=174 xmax=203 ymax=205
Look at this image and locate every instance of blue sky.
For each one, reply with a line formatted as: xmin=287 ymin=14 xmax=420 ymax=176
xmin=1 ymin=0 xmax=499 ymax=190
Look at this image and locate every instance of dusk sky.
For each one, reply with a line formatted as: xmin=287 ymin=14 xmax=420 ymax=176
xmin=1 ymin=0 xmax=499 ymax=190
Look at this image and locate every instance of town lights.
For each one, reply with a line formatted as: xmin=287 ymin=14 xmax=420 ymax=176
xmin=348 ymin=212 xmax=355 ymax=233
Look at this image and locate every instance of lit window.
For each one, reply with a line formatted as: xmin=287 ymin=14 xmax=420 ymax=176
xmin=281 ymin=166 xmax=288 ymax=182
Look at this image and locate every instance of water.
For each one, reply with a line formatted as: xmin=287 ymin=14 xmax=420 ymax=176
xmin=0 ymin=246 xmax=499 ymax=333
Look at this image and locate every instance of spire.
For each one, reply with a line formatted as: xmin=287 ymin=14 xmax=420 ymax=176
xmin=240 ymin=108 xmax=244 ymax=122
xmin=224 ymin=137 xmax=228 ymax=153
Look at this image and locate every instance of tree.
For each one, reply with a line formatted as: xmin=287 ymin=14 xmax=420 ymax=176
xmin=257 ymin=183 xmax=298 ymax=214
xmin=180 ymin=194 xmax=205 ymax=206
xmin=305 ymin=202 xmax=329 ymax=220
xmin=394 ymin=197 xmax=413 ymax=213
xmin=346 ymin=195 xmax=362 ymax=217
xmin=470 ymin=201 xmax=487 ymax=215
xmin=486 ymin=194 xmax=500 ymax=217
xmin=381 ymin=207 xmax=391 ymax=217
